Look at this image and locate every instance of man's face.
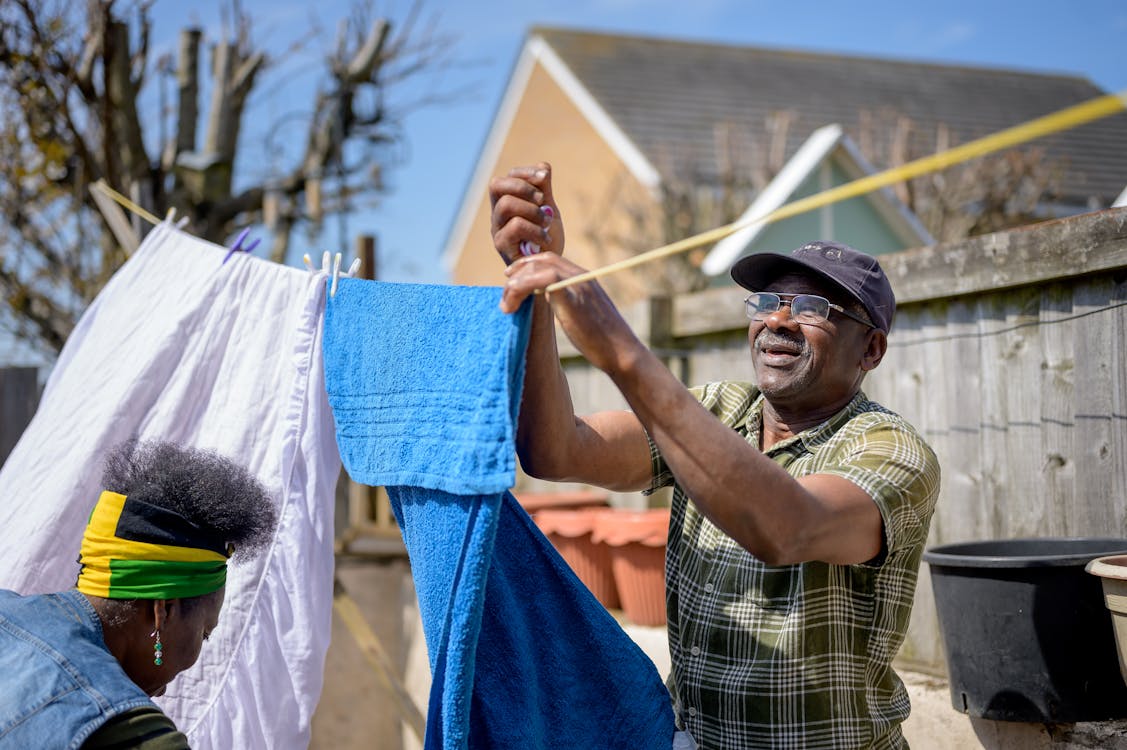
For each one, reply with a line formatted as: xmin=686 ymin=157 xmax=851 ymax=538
xmin=747 ymin=273 xmax=876 ymax=412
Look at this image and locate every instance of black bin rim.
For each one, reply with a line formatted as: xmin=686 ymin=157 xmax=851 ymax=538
xmin=923 ymin=536 xmax=1127 ymax=569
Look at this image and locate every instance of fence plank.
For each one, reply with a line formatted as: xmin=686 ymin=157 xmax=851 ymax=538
xmin=1110 ymin=276 xmax=1127 ymax=537
xmin=1071 ymin=279 xmax=1119 ymax=536
xmin=1039 ymin=283 xmax=1076 ymax=537
xmin=1000 ymin=287 xmax=1046 ymax=538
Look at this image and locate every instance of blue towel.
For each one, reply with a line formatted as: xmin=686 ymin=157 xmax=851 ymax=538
xmin=324 ymin=279 xmax=675 ymax=750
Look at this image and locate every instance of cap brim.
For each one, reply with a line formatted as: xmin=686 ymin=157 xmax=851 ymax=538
xmin=730 ymin=252 xmax=867 ymax=312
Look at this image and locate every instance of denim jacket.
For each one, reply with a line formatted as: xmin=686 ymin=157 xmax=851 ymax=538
xmin=0 ymin=588 xmax=155 ymax=749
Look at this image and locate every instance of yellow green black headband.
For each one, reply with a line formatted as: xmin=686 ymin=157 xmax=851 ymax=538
xmin=76 ymin=491 xmax=231 ymax=600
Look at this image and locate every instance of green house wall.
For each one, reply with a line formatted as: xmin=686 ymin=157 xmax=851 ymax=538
xmin=710 ymin=159 xmax=920 ymax=287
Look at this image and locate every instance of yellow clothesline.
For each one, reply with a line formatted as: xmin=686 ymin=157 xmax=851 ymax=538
xmin=545 ymin=87 xmax=1127 ymax=293
xmin=90 ymin=180 xmax=161 ymax=226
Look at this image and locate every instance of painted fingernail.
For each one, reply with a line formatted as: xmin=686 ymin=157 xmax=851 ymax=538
xmin=519 ymin=240 xmax=541 ymax=256
xmin=539 ymin=205 xmax=554 ymax=225
xmin=535 ymin=170 xmax=548 ymax=180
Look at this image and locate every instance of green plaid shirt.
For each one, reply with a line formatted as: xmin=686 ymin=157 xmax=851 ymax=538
xmin=648 ymin=382 xmax=940 ymax=750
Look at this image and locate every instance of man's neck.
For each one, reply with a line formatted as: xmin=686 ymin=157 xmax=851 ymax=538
xmin=760 ymin=391 xmax=857 ymax=450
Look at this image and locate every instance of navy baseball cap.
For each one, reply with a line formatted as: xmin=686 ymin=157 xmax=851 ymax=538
xmin=730 ymin=241 xmax=896 ymax=332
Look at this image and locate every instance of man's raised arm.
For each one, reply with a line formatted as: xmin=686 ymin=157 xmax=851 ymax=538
xmin=489 ymin=163 xmax=652 ymax=492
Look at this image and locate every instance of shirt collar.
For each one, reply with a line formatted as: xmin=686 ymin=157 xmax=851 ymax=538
xmin=748 ymin=390 xmax=869 ymax=456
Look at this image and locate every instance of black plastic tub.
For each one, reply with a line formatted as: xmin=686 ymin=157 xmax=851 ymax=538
xmin=923 ymin=537 xmax=1127 ymax=723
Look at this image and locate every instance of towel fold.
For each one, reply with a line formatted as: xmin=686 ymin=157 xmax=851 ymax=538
xmin=324 ymin=279 xmax=675 ymax=750
xmin=323 ymin=280 xmax=529 ymax=496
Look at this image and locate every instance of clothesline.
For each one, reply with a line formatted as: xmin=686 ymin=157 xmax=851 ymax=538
xmin=90 ymin=180 xmax=161 ymax=226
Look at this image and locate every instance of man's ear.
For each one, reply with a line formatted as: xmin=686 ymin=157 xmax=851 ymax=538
xmin=860 ymin=329 xmax=887 ymax=372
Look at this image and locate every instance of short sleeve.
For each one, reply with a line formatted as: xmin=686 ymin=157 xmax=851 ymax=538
xmin=819 ymin=417 xmax=940 ymax=561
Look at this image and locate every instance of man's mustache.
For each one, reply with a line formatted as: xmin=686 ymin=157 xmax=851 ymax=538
xmin=755 ymin=330 xmax=807 ymax=354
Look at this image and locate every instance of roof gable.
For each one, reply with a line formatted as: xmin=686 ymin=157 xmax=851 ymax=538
xmin=441 ymin=35 xmax=659 ymax=273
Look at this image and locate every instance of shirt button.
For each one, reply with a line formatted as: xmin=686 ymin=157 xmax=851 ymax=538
xmin=704 ymin=583 xmax=714 ymax=593
xmin=688 ymin=707 xmax=697 ymax=717
xmin=690 ymin=646 xmax=701 ymax=656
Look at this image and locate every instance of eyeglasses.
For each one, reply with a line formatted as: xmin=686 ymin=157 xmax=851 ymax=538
xmin=744 ymin=292 xmax=874 ymax=328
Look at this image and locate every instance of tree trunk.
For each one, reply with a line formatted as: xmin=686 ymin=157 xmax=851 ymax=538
xmin=172 ymin=28 xmax=201 ymax=165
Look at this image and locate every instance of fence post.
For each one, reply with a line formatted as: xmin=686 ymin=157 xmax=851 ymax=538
xmin=0 ymin=367 xmax=39 ymax=467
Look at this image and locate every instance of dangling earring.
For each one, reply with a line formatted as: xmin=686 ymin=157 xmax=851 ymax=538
xmin=151 ymin=629 xmax=164 ymax=666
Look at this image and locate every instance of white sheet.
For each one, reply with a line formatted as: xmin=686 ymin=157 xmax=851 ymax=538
xmin=0 ymin=222 xmax=341 ymax=749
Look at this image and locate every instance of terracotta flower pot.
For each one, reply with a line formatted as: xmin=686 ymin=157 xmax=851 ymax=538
xmin=1087 ymin=554 xmax=1127 ymax=687
xmin=533 ymin=508 xmax=620 ymax=610
xmin=592 ymin=509 xmax=670 ymax=627
xmin=515 ymin=490 xmax=609 ymax=513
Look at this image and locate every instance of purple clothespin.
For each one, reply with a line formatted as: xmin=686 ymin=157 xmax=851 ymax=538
xmin=519 ymin=205 xmax=555 ymax=256
xmin=222 ymin=228 xmax=261 ymax=264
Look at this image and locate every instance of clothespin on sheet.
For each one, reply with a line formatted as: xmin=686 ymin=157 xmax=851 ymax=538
xmin=222 ymin=228 xmax=261 ymax=264
xmin=303 ymin=251 xmax=362 ymax=298
xmin=165 ymin=206 xmax=190 ymax=230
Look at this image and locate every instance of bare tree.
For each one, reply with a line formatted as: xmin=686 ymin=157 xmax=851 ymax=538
xmin=0 ymin=0 xmax=456 ymax=354
xmin=855 ymin=110 xmax=1063 ymax=242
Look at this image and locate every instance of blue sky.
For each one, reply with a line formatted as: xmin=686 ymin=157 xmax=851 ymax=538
xmin=140 ymin=0 xmax=1126 ymax=286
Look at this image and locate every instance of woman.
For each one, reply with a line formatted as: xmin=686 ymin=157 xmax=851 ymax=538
xmin=0 ymin=440 xmax=276 ymax=749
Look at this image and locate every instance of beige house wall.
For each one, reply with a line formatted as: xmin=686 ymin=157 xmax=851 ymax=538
xmin=449 ymin=62 xmax=656 ymax=305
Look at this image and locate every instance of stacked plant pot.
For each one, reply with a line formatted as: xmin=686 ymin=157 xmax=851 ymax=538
xmin=533 ymin=507 xmax=621 ymax=610
xmin=592 ymin=509 xmax=671 ymax=627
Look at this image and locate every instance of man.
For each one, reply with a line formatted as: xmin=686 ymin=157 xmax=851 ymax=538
xmin=489 ymin=163 xmax=940 ymax=749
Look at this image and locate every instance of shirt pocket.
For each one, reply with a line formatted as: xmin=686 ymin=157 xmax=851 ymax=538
xmin=739 ymin=562 xmax=802 ymax=612
xmin=705 ymin=544 xmax=802 ymax=613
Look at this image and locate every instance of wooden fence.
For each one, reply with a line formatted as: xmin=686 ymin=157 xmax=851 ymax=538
xmin=550 ymin=206 xmax=1127 ymax=674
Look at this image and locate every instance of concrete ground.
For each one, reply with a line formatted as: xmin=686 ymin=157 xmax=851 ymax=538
xmin=311 ymin=556 xmax=415 ymax=749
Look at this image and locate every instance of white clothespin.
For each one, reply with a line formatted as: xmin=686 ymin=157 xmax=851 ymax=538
xmin=166 ymin=206 xmax=190 ymax=230
xmin=329 ymin=253 xmax=342 ymax=298
xmin=303 ymin=251 xmax=361 ymax=298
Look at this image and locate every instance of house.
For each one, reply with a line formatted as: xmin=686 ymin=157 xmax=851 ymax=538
xmin=443 ymin=27 xmax=1127 ymax=302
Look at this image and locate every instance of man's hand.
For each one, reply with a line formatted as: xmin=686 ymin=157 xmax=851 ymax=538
xmin=502 ymin=253 xmax=644 ymax=376
xmin=490 ymin=162 xmax=564 ymax=264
